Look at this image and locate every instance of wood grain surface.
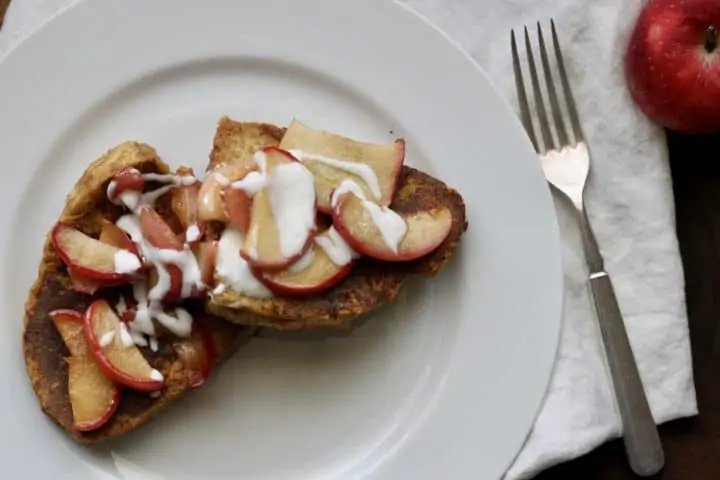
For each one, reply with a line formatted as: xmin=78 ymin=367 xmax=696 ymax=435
xmin=0 ymin=0 xmax=9 ymax=30
xmin=0 ymin=3 xmax=716 ymax=479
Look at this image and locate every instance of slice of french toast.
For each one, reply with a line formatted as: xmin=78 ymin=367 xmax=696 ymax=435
xmin=23 ymin=141 xmax=255 ymax=444
xmin=205 ymin=117 xmax=467 ymax=329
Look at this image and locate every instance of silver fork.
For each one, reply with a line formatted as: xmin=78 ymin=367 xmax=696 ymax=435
xmin=511 ymin=21 xmax=664 ymax=477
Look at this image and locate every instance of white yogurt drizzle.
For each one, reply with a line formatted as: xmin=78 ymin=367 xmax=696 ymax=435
xmin=315 ymin=227 xmax=359 ymax=266
xmin=142 ymin=172 xmax=198 ymax=186
xmin=289 ymin=248 xmax=315 ymax=272
xmin=99 ymin=331 xmax=116 ymax=348
xmin=116 ymin=296 xmax=128 ymax=315
xmin=118 ymin=322 xmax=134 ymax=348
xmin=269 ymin=162 xmax=316 ymax=258
xmin=114 ymin=250 xmax=142 ymax=274
xmin=215 ymin=228 xmax=273 ymax=298
xmin=212 ymin=283 xmax=227 ymax=296
xmin=231 ymin=171 xmax=266 ymax=195
xmin=185 ymin=223 xmax=202 ymax=243
xmin=214 ymin=172 xmax=231 ymax=186
xmin=288 ymin=149 xmax=382 ymax=200
xmin=331 ymin=180 xmax=407 ymax=253
xmin=231 ymin=151 xmax=316 ymax=260
xmin=109 ymin=171 xmax=204 ymax=350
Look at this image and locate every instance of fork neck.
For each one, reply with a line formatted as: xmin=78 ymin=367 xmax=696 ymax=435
xmin=576 ymin=203 xmax=605 ymax=274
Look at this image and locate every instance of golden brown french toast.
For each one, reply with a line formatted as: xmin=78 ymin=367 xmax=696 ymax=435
xmin=205 ymin=118 xmax=467 ymax=329
xmin=23 ymin=142 xmax=255 ymax=444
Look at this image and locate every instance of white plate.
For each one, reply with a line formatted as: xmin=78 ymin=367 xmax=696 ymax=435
xmin=0 ymin=0 xmax=562 ymax=478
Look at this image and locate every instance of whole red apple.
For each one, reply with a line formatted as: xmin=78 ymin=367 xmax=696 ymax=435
xmin=625 ymin=0 xmax=720 ymax=134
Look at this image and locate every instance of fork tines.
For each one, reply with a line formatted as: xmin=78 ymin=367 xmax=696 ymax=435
xmin=511 ymin=21 xmax=583 ymax=154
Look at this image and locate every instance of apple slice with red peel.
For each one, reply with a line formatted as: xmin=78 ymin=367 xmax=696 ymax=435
xmin=332 ymin=191 xmax=452 ymax=262
xmin=198 ymin=164 xmax=257 ymax=223
xmin=222 ymin=187 xmax=252 ymax=233
xmin=257 ymin=231 xmax=355 ymax=297
xmin=68 ymin=221 xmax=139 ymax=294
xmin=241 ymin=147 xmax=317 ymax=270
xmin=139 ymin=207 xmax=185 ymax=250
xmin=192 ymin=241 xmax=218 ymax=287
xmin=49 ymin=309 xmax=88 ymax=357
xmin=108 ymin=168 xmax=144 ymax=204
xmin=49 ymin=309 xmax=120 ymax=432
xmin=68 ymin=356 xmax=121 ymax=432
xmin=99 ymin=220 xmax=139 ymax=255
xmin=52 ymin=222 xmax=142 ymax=280
xmin=147 ymin=266 xmax=183 ymax=304
xmin=140 ymin=207 xmax=184 ymax=301
xmin=171 ymin=167 xmax=206 ymax=242
xmin=68 ymin=269 xmax=103 ymax=295
xmin=84 ymin=299 xmax=164 ymax=392
xmin=279 ymin=119 xmax=405 ymax=212
xmin=173 ymin=324 xmax=215 ymax=388
xmin=68 ymin=268 xmax=125 ymax=295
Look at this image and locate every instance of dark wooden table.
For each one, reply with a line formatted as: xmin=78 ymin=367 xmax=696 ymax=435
xmin=1 ymin=1 xmax=717 ymax=478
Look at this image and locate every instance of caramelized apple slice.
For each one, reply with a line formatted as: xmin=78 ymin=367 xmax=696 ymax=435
xmin=139 ymin=207 xmax=184 ymax=250
xmin=49 ymin=309 xmax=120 ymax=431
xmin=241 ymin=148 xmax=317 ymax=270
xmin=147 ymin=267 xmax=183 ymax=304
xmin=108 ymin=168 xmax=144 ymax=204
xmin=52 ymin=223 xmax=142 ymax=280
xmin=99 ymin=220 xmax=140 ymax=255
xmin=173 ymin=324 xmax=215 ymax=388
xmin=68 ymin=356 xmax=120 ymax=432
xmin=66 ymin=221 xmax=139 ymax=294
xmin=67 ymin=268 xmax=123 ymax=295
xmin=222 ymin=187 xmax=253 ymax=233
xmin=171 ymin=167 xmax=206 ymax=242
xmin=49 ymin=309 xmax=87 ymax=357
xmin=332 ymin=191 xmax=452 ymax=261
xmin=140 ymin=207 xmax=184 ymax=301
xmin=191 ymin=241 xmax=218 ymax=287
xmin=198 ymin=164 xmax=257 ymax=223
xmin=279 ymin=120 xmax=405 ymax=212
xmin=257 ymin=231 xmax=355 ymax=297
xmin=84 ymin=299 xmax=164 ymax=392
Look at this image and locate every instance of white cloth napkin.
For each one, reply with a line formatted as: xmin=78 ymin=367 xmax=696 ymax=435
xmin=0 ymin=0 xmax=698 ymax=479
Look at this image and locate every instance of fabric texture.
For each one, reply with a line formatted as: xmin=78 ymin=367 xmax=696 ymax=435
xmin=0 ymin=1 xmax=697 ymax=478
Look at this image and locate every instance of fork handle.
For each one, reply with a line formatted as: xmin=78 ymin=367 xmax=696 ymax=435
xmin=580 ymin=211 xmax=665 ymax=477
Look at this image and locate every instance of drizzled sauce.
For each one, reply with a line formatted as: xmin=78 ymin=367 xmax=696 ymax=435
xmin=99 ymin=331 xmax=116 ymax=348
xmin=185 ymin=223 xmax=202 ymax=243
xmin=331 ymin=180 xmax=407 ymax=253
xmin=215 ymin=228 xmax=273 ymax=298
xmin=314 ymin=227 xmax=358 ymax=266
xmin=268 ymin=162 xmax=316 ymax=258
xmin=110 ymin=171 xmax=204 ymax=349
xmin=231 ymin=151 xmax=316 ymax=261
xmin=288 ymin=149 xmax=381 ymax=200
